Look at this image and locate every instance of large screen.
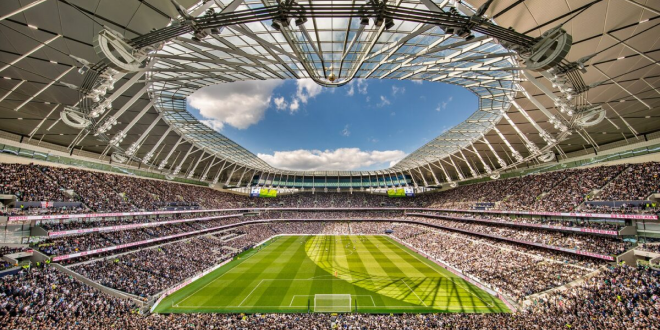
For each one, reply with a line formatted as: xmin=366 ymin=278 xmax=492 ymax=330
xmin=387 ymin=187 xmax=414 ymax=197
xmin=250 ymin=187 xmax=278 ymax=198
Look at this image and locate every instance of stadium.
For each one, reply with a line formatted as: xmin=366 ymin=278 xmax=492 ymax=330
xmin=0 ymin=0 xmax=659 ymax=328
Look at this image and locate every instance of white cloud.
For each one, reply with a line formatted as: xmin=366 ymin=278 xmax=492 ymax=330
xmin=392 ymin=85 xmax=405 ymax=96
xmin=268 ymin=78 xmax=324 ymax=114
xmin=340 ymin=124 xmax=351 ymax=137
xmin=296 ymin=78 xmax=323 ymax=104
xmin=356 ymin=79 xmax=368 ymax=94
xmin=258 ymin=148 xmax=407 ymax=171
xmin=187 ymin=81 xmax=283 ymax=130
xmin=377 ymin=95 xmax=391 ymax=107
xmin=289 ymin=98 xmax=300 ymax=112
xmin=368 ymin=137 xmax=379 ymax=143
xmin=273 ymin=96 xmax=287 ymax=110
xmin=389 ymin=158 xmax=403 ymax=167
xmin=436 ymin=95 xmax=453 ymax=112
xmin=346 ymin=79 xmax=367 ymax=96
xmin=200 ymin=119 xmax=224 ymax=131
xmin=411 ymin=80 xmax=423 ymax=85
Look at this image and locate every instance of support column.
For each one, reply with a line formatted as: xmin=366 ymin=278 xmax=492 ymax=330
xmin=172 ymin=144 xmax=196 ymax=175
xmin=109 ymin=101 xmax=154 ymax=147
xmin=157 ymin=136 xmax=184 ymax=170
xmin=493 ymin=127 xmax=523 ymax=162
xmin=187 ymin=151 xmax=207 ymax=179
xmin=125 ymin=115 xmax=162 ymax=157
xmin=142 ymin=127 xmax=172 ymax=164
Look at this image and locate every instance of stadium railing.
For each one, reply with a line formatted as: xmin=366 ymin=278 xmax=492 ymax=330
xmin=409 ymin=213 xmax=620 ymax=236
xmin=8 ymin=206 xmax=656 ymax=223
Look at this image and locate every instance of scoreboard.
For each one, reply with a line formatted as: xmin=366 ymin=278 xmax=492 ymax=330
xmin=387 ymin=187 xmax=414 ymax=197
xmin=250 ymin=187 xmax=278 ymax=197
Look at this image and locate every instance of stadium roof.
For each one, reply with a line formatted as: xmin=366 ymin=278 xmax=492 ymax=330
xmin=0 ymin=0 xmax=658 ymax=188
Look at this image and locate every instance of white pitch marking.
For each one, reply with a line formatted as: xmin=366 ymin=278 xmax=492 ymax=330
xmin=400 ymin=278 xmax=428 ymax=307
xmin=237 ymin=279 xmax=265 ymax=307
xmin=173 ymin=303 xmax=493 ymax=309
xmin=174 ymin=242 xmax=264 ymax=306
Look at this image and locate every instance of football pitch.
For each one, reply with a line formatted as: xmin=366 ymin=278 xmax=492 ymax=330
xmin=154 ymin=235 xmax=509 ymax=314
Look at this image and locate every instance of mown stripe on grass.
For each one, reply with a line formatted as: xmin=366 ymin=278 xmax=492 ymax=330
xmin=156 ymin=235 xmax=510 ymax=314
xmin=248 ymin=236 xmax=312 ymax=308
xmin=383 ymin=236 xmax=509 ymax=313
xmin=348 ymin=235 xmax=414 ymax=310
xmin=201 ymin=235 xmax=295 ymax=308
xmin=371 ymin=236 xmax=456 ymax=310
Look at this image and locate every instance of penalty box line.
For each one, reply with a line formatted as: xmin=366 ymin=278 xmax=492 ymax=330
xmin=232 ymin=278 xmax=492 ymax=309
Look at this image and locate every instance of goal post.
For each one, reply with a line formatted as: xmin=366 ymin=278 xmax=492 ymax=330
xmin=313 ymin=294 xmax=352 ymax=313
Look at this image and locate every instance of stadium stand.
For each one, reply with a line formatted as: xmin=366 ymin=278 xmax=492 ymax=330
xmin=1 ymin=259 xmax=657 ymax=329
xmin=1 ymin=162 xmax=659 ymax=214
xmin=0 ymin=160 xmax=658 ymax=328
xmin=1 ymin=0 xmax=659 ymax=327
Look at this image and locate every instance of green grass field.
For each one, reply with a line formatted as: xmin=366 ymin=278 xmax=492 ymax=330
xmin=154 ymin=235 xmax=509 ymax=314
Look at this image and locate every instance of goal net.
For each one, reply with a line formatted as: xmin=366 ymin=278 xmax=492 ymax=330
xmin=314 ymin=294 xmax=352 ymax=313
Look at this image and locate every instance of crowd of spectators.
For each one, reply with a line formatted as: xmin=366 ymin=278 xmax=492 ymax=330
xmin=0 ymin=163 xmax=67 ymax=202
xmin=0 ymin=163 xmax=247 ymax=213
xmin=636 ymin=243 xmax=660 ymax=254
xmin=582 ymin=202 xmax=659 ymax=215
xmin=0 ymin=267 xmax=138 ymax=329
xmin=2 ymin=263 xmax=657 ymax=329
xmin=415 ymin=211 xmax=624 ymax=230
xmin=42 ymin=166 xmax=134 ymax=212
xmin=71 ymin=236 xmax=238 ymax=297
xmin=426 ymin=162 xmax=659 ymax=214
xmin=397 ymin=224 xmax=595 ymax=301
xmin=496 ymin=170 xmax=574 ymax=211
xmin=534 ymin=165 xmax=625 ymax=212
xmin=2 ymin=161 xmax=659 ymax=215
xmin=255 ymin=210 xmax=404 ymax=220
xmin=31 ymin=209 xmax=631 ymax=266
xmin=3 ymin=160 xmax=660 ymax=329
xmin=410 ymin=216 xmax=630 ymax=255
xmin=35 ymin=217 xmax=243 ymax=256
xmin=349 ymin=221 xmax=399 ymax=234
xmin=3 ymin=205 xmax=86 ymax=216
xmin=37 ymin=211 xmax=242 ymax=232
xmin=594 ymin=162 xmax=660 ymax=201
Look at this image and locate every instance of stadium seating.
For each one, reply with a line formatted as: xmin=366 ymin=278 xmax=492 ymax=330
xmin=1 ymin=253 xmax=657 ymax=329
xmin=1 ymin=160 xmax=659 ymax=329
xmin=2 ymin=162 xmax=659 ymax=215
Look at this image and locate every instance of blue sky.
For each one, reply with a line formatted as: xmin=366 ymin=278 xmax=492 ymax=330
xmin=186 ymin=79 xmax=476 ymax=171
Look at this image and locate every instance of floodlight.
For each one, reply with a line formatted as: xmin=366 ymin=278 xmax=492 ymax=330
xmin=384 ymin=18 xmax=395 ymax=30
xmin=456 ymin=27 xmax=472 ymax=39
xmin=78 ymin=65 xmax=90 ymax=75
xmin=271 ymin=19 xmax=282 ymax=31
xmin=295 ymin=16 xmax=308 ymax=26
